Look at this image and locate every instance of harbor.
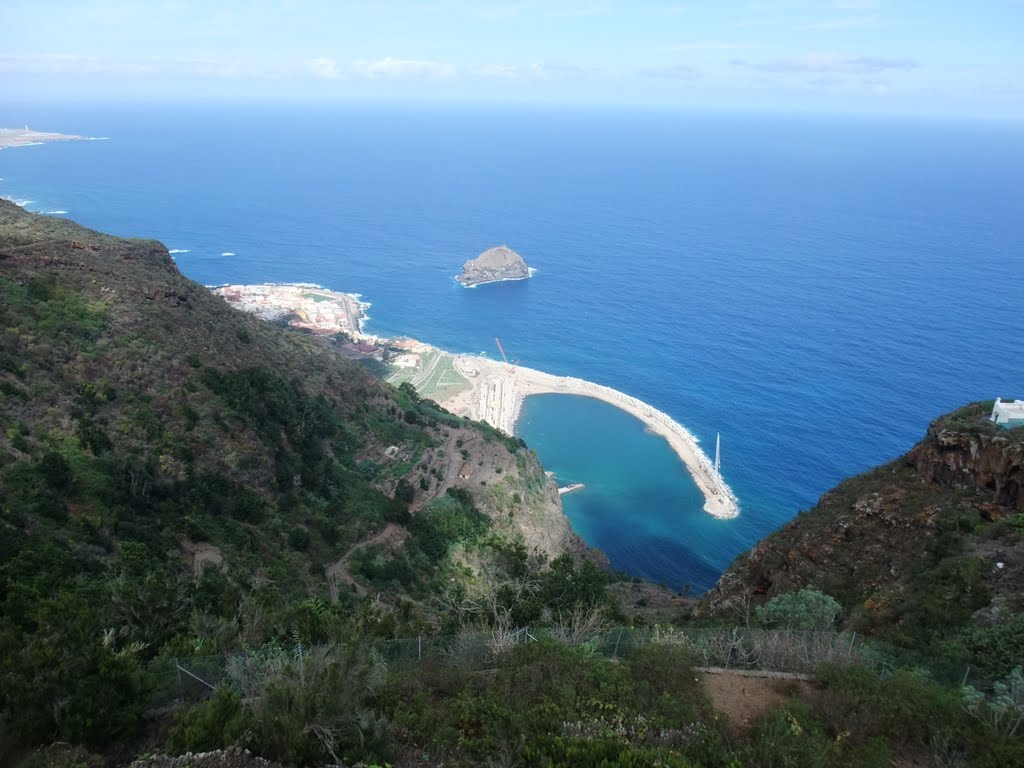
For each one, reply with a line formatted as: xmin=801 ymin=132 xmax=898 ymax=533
xmin=443 ymin=354 xmax=740 ymax=520
xmin=212 ymin=283 xmax=740 ymax=520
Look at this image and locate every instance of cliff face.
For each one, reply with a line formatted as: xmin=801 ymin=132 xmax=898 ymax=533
xmin=456 ymin=245 xmax=530 ymax=287
xmin=706 ymin=402 xmax=1024 ymax=638
xmin=908 ymin=416 xmax=1023 ymax=511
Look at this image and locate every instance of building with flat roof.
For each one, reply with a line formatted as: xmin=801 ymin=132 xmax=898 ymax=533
xmin=990 ymin=398 xmax=1024 ymax=428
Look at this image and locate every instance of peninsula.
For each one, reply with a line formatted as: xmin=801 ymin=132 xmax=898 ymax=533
xmin=0 ymin=127 xmax=88 ymax=149
xmin=457 ymin=245 xmax=531 ymax=287
xmin=215 ymin=283 xmax=739 ymax=519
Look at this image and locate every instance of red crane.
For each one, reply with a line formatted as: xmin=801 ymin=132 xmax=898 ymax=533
xmin=494 ymin=338 xmax=520 ymax=367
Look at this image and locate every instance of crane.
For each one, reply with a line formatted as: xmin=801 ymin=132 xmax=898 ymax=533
xmin=494 ymin=338 xmax=520 ymax=368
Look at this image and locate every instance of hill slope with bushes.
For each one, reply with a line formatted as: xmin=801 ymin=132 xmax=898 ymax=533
xmin=0 ymin=201 xmax=597 ymax=755
xmin=707 ymin=401 xmax=1024 ymax=674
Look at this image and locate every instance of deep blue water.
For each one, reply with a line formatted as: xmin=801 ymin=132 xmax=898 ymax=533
xmin=2 ymin=104 xmax=1022 ymax=592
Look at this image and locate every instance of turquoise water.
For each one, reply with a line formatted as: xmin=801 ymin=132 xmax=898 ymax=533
xmin=516 ymin=394 xmax=727 ymax=591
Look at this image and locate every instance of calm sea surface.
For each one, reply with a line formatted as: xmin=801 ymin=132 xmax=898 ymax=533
xmin=2 ymin=104 xmax=1021 ymax=591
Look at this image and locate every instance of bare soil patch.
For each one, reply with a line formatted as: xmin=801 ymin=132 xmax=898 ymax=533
xmin=700 ymin=669 xmax=811 ymax=731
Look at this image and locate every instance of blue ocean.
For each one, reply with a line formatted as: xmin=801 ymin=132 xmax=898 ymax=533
xmin=2 ymin=104 xmax=1021 ymax=592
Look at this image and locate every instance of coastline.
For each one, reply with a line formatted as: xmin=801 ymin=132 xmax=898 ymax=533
xmin=213 ymin=282 xmax=739 ymax=520
xmin=0 ymin=128 xmax=90 ymax=150
xmin=455 ymin=273 xmax=533 ymax=288
xmin=445 ymin=354 xmax=739 ymax=519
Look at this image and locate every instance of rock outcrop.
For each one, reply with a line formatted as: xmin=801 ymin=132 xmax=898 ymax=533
xmin=457 ymin=245 xmax=530 ymax=287
xmin=908 ymin=417 xmax=1023 ymax=511
xmin=704 ymin=402 xmax=1024 ymax=632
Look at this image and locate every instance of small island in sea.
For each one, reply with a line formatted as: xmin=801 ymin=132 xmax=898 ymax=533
xmin=0 ymin=127 xmax=88 ymax=149
xmin=457 ymin=245 xmax=532 ymax=287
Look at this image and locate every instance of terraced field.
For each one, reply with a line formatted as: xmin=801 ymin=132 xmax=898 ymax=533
xmin=387 ymin=348 xmax=471 ymax=403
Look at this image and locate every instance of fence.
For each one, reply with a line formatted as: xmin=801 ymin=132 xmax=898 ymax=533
xmin=143 ymin=625 xmax=867 ymax=709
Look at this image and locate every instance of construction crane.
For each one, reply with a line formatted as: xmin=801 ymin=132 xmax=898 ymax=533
xmin=494 ymin=338 xmax=520 ymax=368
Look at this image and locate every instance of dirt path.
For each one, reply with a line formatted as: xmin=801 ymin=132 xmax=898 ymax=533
xmin=326 ymin=523 xmax=409 ymax=600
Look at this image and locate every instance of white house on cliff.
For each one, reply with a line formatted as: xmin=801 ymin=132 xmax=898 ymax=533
xmin=990 ymin=398 xmax=1024 ymax=428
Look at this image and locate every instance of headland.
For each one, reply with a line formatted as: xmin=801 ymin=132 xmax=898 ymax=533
xmin=214 ymin=282 xmax=739 ymax=519
xmin=0 ymin=127 xmax=90 ymax=149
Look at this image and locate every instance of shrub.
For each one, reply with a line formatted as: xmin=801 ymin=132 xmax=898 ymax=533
xmin=943 ymin=613 xmax=1024 ymax=679
xmin=166 ymin=688 xmax=245 ymax=755
xmin=813 ymin=663 xmax=961 ymax=749
xmin=756 ymin=588 xmax=842 ymax=631
xmin=231 ymin=644 xmax=389 ymax=765
xmin=739 ymin=703 xmax=836 ymax=768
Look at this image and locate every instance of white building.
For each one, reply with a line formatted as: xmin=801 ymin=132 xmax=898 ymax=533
xmin=392 ymin=354 xmax=419 ymax=368
xmin=990 ymin=398 xmax=1024 ymax=428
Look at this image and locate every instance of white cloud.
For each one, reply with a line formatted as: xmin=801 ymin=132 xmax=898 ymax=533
xmin=529 ymin=62 xmax=595 ymax=81
xmin=471 ymin=64 xmax=522 ymax=80
xmin=0 ymin=53 xmax=119 ymax=74
xmin=639 ymin=64 xmax=701 ymax=80
xmin=738 ymin=54 xmax=917 ymax=74
xmin=353 ymin=57 xmax=455 ymax=80
xmin=863 ymin=77 xmax=890 ymax=94
xmin=0 ymin=53 xmax=283 ymax=79
xmin=306 ymin=57 xmax=342 ymax=80
xmin=805 ymin=74 xmax=846 ymax=88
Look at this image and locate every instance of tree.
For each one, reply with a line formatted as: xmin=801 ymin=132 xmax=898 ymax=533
xmin=755 ymin=588 xmax=842 ymax=631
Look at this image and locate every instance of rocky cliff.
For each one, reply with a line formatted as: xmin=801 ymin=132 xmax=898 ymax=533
xmin=706 ymin=402 xmax=1024 ymax=640
xmin=908 ymin=403 xmax=1023 ymax=511
xmin=456 ymin=245 xmax=530 ymax=287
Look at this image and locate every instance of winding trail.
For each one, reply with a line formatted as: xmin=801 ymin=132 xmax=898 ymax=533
xmin=326 ymin=523 xmax=409 ymax=600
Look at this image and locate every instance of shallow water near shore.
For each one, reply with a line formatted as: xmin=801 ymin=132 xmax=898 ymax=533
xmin=517 ymin=394 xmax=742 ymax=592
xmin=1 ymin=104 xmax=1021 ymax=592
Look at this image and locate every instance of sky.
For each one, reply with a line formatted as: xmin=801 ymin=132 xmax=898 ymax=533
xmin=1 ymin=0 xmax=1022 ymax=116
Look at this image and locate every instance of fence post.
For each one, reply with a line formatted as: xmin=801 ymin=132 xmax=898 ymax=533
xmin=418 ymin=635 xmax=422 ymax=661
xmin=175 ymin=657 xmax=182 ymax=700
xmin=613 ymin=629 xmax=623 ymax=660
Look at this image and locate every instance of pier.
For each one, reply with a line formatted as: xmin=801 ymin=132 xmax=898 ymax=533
xmin=446 ymin=355 xmax=740 ymax=519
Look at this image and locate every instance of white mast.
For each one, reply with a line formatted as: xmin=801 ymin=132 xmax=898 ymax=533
xmin=714 ymin=432 xmax=721 ymax=474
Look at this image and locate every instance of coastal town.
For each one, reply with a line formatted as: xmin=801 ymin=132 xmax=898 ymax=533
xmin=213 ymin=282 xmax=739 ymax=519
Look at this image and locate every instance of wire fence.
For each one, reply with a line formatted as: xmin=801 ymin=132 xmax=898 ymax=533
xmin=143 ymin=625 xmax=868 ymax=709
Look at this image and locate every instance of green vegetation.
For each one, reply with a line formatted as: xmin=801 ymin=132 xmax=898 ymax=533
xmin=386 ymin=348 xmax=471 ymax=404
xmin=1 ymin=204 xmax=1022 ymax=767
xmin=0 ymin=204 xmax=583 ymax=764
xmin=756 ymin=588 xmax=842 ymax=631
xmin=150 ymin=637 xmax=1024 ymax=767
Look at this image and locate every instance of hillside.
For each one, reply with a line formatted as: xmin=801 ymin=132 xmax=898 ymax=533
xmin=707 ymin=401 xmax=1024 ymax=667
xmin=4 ymin=202 xmax=1023 ymax=767
xmin=0 ymin=201 xmax=601 ymax=756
